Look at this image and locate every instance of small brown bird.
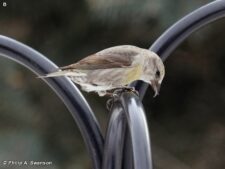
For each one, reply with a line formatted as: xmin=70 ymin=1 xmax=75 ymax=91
xmin=41 ymin=45 xmax=165 ymax=96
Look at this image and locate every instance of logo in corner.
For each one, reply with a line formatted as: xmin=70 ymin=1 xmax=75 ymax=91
xmin=2 ymin=1 xmax=7 ymax=7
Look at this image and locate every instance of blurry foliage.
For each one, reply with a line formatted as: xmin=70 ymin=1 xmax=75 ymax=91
xmin=1 ymin=0 xmax=225 ymax=169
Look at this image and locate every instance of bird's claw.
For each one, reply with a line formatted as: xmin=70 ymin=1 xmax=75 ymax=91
xmin=120 ymin=87 xmax=139 ymax=96
xmin=128 ymin=87 xmax=139 ymax=96
xmin=106 ymin=95 xmax=119 ymax=111
xmin=106 ymin=98 xmax=113 ymax=111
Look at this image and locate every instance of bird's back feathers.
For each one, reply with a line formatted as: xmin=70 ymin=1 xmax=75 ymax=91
xmin=59 ymin=45 xmax=141 ymax=70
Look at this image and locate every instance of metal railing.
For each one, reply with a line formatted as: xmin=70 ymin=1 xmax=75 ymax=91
xmin=0 ymin=0 xmax=225 ymax=168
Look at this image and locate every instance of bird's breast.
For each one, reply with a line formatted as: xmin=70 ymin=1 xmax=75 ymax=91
xmin=123 ymin=64 xmax=142 ymax=84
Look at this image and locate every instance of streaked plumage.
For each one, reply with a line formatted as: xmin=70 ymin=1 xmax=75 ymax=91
xmin=41 ymin=45 xmax=165 ymax=96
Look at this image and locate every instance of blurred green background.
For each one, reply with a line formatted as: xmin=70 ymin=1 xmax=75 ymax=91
xmin=0 ymin=0 xmax=225 ymax=168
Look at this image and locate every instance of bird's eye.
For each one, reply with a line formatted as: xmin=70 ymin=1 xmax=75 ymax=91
xmin=155 ymin=70 xmax=160 ymax=78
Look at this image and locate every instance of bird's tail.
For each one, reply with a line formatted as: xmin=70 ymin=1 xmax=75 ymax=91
xmin=37 ymin=70 xmax=86 ymax=78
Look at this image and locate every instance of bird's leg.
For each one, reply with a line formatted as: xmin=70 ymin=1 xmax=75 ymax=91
xmin=106 ymin=98 xmax=113 ymax=111
xmin=106 ymin=91 xmax=120 ymax=111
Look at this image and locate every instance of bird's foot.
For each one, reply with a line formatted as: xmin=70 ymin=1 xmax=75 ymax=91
xmin=106 ymin=87 xmax=139 ymax=111
xmin=125 ymin=87 xmax=139 ymax=96
xmin=114 ymin=87 xmax=139 ymax=96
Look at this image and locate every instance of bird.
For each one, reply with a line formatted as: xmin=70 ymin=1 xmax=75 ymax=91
xmin=40 ymin=45 xmax=165 ymax=97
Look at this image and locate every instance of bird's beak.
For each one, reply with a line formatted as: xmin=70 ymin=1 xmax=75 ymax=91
xmin=150 ymin=80 xmax=161 ymax=97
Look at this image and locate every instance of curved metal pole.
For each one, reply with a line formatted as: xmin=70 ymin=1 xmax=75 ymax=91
xmin=134 ymin=0 xmax=225 ymax=99
xmin=103 ymin=113 xmax=134 ymax=169
xmin=0 ymin=35 xmax=103 ymax=169
xmin=122 ymin=92 xmax=152 ymax=169
xmin=122 ymin=127 xmax=133 ymax=169
xmin=103 ymin=92 xmax=152 ymax=169
xmin=102 ymin=102 xmax=126 ymax=169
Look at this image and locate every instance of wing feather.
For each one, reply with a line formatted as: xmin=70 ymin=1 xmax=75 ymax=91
xmin=60 ymin=45 xmax=141 ymax=70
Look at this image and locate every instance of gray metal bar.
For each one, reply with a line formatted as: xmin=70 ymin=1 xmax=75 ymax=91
xmin=120 ymin=92 xmax=152 ymax=169
xmin=102 ymin=102 xmax=126 ymax=169
xmin=122 ymin=128 xmax=134 ymax=169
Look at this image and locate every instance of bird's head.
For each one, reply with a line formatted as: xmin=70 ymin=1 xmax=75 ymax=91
xmin=141 ymin=51 xmax=165 ymax=97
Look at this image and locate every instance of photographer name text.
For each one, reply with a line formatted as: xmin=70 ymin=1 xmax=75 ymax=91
xmin=2 ymin=160 xmax=53 ymax=166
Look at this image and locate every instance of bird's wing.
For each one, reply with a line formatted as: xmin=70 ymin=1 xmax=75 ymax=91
xmin=60 ymin=45 xmax=141 ymax=70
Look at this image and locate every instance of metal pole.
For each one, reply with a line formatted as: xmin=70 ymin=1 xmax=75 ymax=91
xmin=0 ymin=35 xmax=104 ymax=169
xmin=106 ymin=92 xmax=153 ymax=169
xmin=102 ymin=102 xmax=126 ymax=169
xmin=122 ymin=128 xmax=134 ymax=169
xmin=120 ymin=92 xmax=152 ymax=169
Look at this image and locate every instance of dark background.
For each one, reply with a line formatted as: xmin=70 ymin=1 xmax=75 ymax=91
xmin=0 ymin=0 xmax=225 ymax=168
